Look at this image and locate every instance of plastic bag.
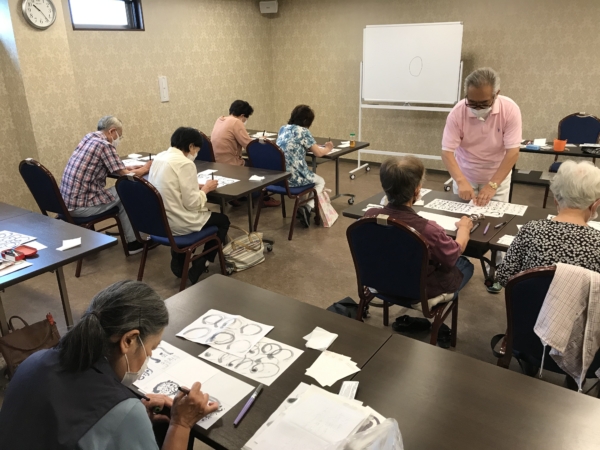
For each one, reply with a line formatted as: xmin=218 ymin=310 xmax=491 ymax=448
xmin=326 ymin=418 xmax=404 ymax=450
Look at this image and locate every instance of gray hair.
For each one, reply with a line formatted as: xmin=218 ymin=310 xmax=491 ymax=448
xmin=58 ymin=280 xmax=168 ymax=372
xmin=464 ymin=67 xmax=500 ymax=94
xmin=550 ymin=160 xmax=600 ymax=210
xmin=97 ymin=115 xmax=123 ymax=131
xmin=380 ymin=156 xmax=425 ymax=206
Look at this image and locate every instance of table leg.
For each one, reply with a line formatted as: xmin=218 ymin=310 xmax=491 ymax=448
xmin=0 ymin=292 xmax=8 ymax=336
xmin=330 ymin=157 xmax=355 ymax=204
xmin=312 ymin=155 xmax=317 ymax=172
xmin=56 ymin=267 xmax=74 ymax=329
xmin=246 ymin=194 xmax=253 ymax=232
xmin=488 ymin=249 xmax=498 ymax=281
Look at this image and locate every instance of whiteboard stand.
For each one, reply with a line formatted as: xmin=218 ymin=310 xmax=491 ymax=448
xmin=349 ymin=61 xmax=463 ymax=179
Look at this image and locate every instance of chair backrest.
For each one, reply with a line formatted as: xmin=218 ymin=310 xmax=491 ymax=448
xmin=246 ymin=139 xmax=288 ymax=188
xmin=195 ymin=131 xmax=216 ymax=162
xmin=346 ymin=216 xmax=428 ymax=304
xmin=18 ymin=159 xmax=72 ymax=220
xmin=558 ymin=113 xmax=600 ymax=144
xmin=115 ymin=175 xmax=175 ymax=243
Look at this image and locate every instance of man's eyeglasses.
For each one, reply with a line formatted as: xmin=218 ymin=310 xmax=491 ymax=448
xmin=465 ymin=95 xmax=496 ymax=110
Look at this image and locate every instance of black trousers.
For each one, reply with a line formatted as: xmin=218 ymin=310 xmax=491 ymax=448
xmin=172 ymin=212 xmax=230 ymax=264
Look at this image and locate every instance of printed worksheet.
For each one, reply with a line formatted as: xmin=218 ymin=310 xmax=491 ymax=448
xmin=425 ymin=198 xmax=527 ymax=218
xmin=197 ymin=174 xmax=240 ymax=188
xmin=0 ymin=231 xmax=35 ymax=252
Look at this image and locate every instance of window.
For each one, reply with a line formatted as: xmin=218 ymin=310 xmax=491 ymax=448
xmin=68 ymin=0 xmax=144 ymax=30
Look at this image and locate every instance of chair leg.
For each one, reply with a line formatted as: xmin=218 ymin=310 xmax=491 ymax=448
xmin=430 ymin=318 xmax=442 ymax=346
xmin=281 ymin=194 xmax=286 ymax=217
xmin=179 ymin=251 xmax=194 ymax=292
xmin=113 ymin=217 xmax=129 ymax=257
xmin=75 ymin=259 xmax=83 ymax=278
xmin=137 ymin=242 xmax=150 ymax=281
xmin=253 ymin=191 xmax=265 ymax=232
xmin=383 ymin=302 xmax=389 ymax=327
xmin=216 ymin=241 xmax=226 ymax=276
xmin=288 ymin=197 xmax=301 ymax=241
xmin=543 ymin=185 xmax=549 ymax=209
xmin=450 ymin=300 xmax=458 ymax=348
xmin=356 ymin=297 xmax=368 ymax=321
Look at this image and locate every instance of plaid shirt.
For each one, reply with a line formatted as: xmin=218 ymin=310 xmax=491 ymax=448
xmin=60 ymin=132 xmax=125 ymax=210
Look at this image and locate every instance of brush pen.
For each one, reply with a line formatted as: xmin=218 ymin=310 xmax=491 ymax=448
xmin=140 ymin=394 xmax=163 ymax=414
xmin=263 ymin=130 xmax=266 ymax=136
xmin=233 ymin=384 xmax=264 ymax=427
xmin=470 ymin=222 xmax=480 ymax=234
xmin=494 ymin=221 xmax=508 ymax=229
xmin=211 ymin=171 xmax=214 ymax=180
xmin=483 ymin=222 xmax=490 ymax=235
xmin=178 ymin=386 xmax=218 ymax=407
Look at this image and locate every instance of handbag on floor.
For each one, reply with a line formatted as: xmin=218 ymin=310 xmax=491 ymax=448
xmin=222 ymin=225 xmax=265 ymax=272
xmin=317 ymin=189 xmax=339 ymax=228
xmin=0 ymin=313 xmax=60 ymax=379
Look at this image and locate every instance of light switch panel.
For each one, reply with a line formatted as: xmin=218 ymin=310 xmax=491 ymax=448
xmin=158 ymin=76 xmax=169 ymax=102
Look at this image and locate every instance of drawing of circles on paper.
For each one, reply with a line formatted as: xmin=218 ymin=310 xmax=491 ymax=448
xmin=233 ymin=358 xmax=254 ymax=371
xmin=217 ymin=352 xmax=235 ymax=365
xmin=153 ymin=380 xmax=179 ymax=396
xmin=202 ymin=314 xmax=224 ymax=327
xmin=248 ymin=344 xmax=261 ymax=356
xmin=182 ymin=327 xmax=210 ymax=340
xmin=226 ymin=339 xmax=252 ymax=353
xmin=240 ymin=323 xmax=262 ymax=336
xmin=250 ymin=360 xmax=281 ymax=378
xmin=219 ymin=317 xmax=242 ymax=330
xmin=208 ymin=331 xmax=235 ymax=345
xmin=409 ymin=56 xmax=423 ymax=77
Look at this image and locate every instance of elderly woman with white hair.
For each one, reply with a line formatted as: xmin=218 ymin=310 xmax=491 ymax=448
xmin=497 ymin=160 xmax=600 ymax=286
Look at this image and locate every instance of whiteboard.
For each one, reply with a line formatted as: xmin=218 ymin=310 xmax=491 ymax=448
xmin=362 ymin=22 xmax=463 ymax=105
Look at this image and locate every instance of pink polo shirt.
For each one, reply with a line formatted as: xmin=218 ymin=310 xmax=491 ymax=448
xmin=442 ymin=95 xmax=522 ymax=184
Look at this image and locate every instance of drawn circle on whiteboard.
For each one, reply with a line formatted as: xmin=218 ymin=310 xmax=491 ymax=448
xmin=240 ymin=324 xmax=262 ymax=336
xmin=202 ymin=314 xmax=224 ymax=327
xmin=409 ymin=57 xmax=423 ymax=77
xmin=208 ymin=331 xmax=235 ymax=345
xmin=219 ymin=317 xmax=242 ymax=329
xmin=226 ymin=339 xmax=251 ymax=353
xmin=182 ymin=327 xmax=210 ymax=340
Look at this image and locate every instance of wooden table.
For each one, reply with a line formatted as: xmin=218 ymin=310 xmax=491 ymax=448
xmin=247 ymin=130 xmax=370 ymax=205
xmin=352 ymin=334 xmax=600 ymax=450
xmin=0 ymin=212 xmax=117 ymax=334
xmin=162 ymin=274 xmax=392 ymax=450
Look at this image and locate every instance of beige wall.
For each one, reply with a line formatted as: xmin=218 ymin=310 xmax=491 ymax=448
xmin=269 ymin=0 xmax=600 ymax=172
xmin=2 ymin=0 xmax=600 ymax=209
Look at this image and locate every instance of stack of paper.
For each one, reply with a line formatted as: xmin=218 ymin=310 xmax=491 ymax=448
xmin=305 ymin=351 xmax=360 ymax=387
xmin=127 ymin=153 xmax=143 ymax=159
xmin=244 ymin=383 xmax=381 ymax=450
xmin=338 ymin=141 xmax=351 ymax=148
xmin=249 ymin=175 xmax=265 ymax=181
xmin=417 ymin=211 xmax=457 ymax=231
xmin=122 ymin=158 xmax=144 ymax=166
xmin=57 ymin=238 xmax=81 ymax=251
xmin=303 ymin=327 xmax=337 ymax=350
xmin=361 ymin=203 xmax=384 ymax=212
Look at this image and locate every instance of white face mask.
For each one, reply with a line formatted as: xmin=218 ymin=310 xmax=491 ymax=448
xmin=121 ymin=336 xmax=149 ymax=388
xmin=111 ymin=131 xmax=122 ymax=149
xmin=187 ymin=152 xmax=197 ymax=161
xmin=470 ymin=107 xmax=491 ymax=120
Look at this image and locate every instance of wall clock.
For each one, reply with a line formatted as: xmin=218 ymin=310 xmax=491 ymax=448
xmin=21 ymin=0 xmax=56 ymax=30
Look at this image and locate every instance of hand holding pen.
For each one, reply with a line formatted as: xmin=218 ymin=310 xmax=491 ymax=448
xmin=169 ymin=383 xmax=219 ymax=430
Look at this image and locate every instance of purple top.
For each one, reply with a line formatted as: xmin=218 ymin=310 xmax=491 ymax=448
xmin=365 ymin=204 xmax=463 ymax=298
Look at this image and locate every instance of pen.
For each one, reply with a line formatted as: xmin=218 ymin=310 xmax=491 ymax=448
xmin=470 ymin=222 xmax=480 ymax=234
xmin=211 ymin=172 xmax=214 ymax=180
xmin=140 ymin=394 xmax=163 ymax=414
xmin=233 ymin=384 xmax=264 ymax=427
xmin=178 ymin=386 xmax=218 ymax=408
xmin=494 ymin=221 xmax=508 ymax=229
xmin=263 ymin=130 xmax=265 ymax=136
xmin=483 ymin=222 xmax=490 ymax=235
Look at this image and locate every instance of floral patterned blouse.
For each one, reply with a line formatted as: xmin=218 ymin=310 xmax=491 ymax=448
xmin=496 ymin=219 xmax=600 ymax=286
xmin=276 ymin=124 xmax=316 ymax=187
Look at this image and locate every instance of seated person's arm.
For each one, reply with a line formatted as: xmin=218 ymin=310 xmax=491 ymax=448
xmin=309 ymin=142 xmax=333 ymax=157
xmin=427 ymin=218 xmax=471 ymax=269
xmin=179 ymin=163 xmax=210 ymax=211
xmin=233 ymin=121 xmax=254 ymax=149
xmin=454 ymin=216 xmax=473 ymax=253
xmin=116 ymin=161 xmax=152 ymax=177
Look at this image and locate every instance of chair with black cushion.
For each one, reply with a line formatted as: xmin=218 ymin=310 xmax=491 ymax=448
xmin=115 ymin=175 xmax=226 ymax=291
xmin=346 ymin=215 xmax=459 ymax=347
xmin=247 ymin=138 xmax=321 ymax=240
xmin=195 ymin=131 xmax=216 ymax=163
xmin=492 ymin=266 xmax=600 ymax=389
xmin=18 ymin=158 xmax=128 ymax=278
xmin=543 ymin=113 xmax=600 ymax=208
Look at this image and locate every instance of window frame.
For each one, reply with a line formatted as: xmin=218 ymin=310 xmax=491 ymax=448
xmin=68 ymin=0 xmax=145 ymax=31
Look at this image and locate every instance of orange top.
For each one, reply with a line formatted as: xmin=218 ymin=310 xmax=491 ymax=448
xmin=210 ymin=116 xmax=253 ymax=166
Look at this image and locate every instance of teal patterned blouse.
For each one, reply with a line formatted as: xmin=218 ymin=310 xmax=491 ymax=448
xmin=276 ymin=124 xmax=316 ymax=187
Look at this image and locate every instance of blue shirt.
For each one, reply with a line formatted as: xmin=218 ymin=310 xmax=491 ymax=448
xmin=276 ymin=124 xmax=316 ymax=187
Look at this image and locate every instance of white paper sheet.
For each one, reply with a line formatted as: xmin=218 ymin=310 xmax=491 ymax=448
xmin=199 ymin=336 xmax=303 ymax=386
xmin=198 ymin=169 xmax=218 ymax=175
xmin=177 ymin=309 xmax=273 ymax=356
xmin=251 ymin=132 xmax=277 ymax=138
xmin=361 ymin=203 xmax=384 ymax=212
xmin=540 ymin=171 xmax=556 ymax=181
xmin=497 ymin=235 xmax=516 ymax=246
xmin=134 ymin=341 xmax=253 ymax=430
xmin=197 ymin=174 xmax=240 ymax=188
xmin=25 ymin=241 xmax=47 ymax=250
xmin=249 ymin=175 xmax=265 ymax=181
xmin=57 ymin=237 xmax=81 ymax=251
xmin=380 ymin=195 xmax=388 ymax=206
xmin=305 ymin=351 xmax=360 ymax=387
xmin=518 ymin=170 xmax=531 ymax=174
xmin=327 ymin=148 xmax=342 ymax=154
xmin=565 ymin=143 xmax=577 ymax=148
xmin=122 ymin=159 xmax=144 ymax=166
xmin=425 ymin=198 xmax=527 ymax=218
xmin=414 ymin=199 xmax=424 ymax=206
xmin=0 ymin=260 xmax=32 ymax=277
xmin=138 ymin=155 xmax=152 ymax=161
xmin=533 ymin=138 xmax=547 ymax=146
xmin=417 ymin=211 xmax=458 ymax=231
xmin=517 ymin=224 xmax=522 ymax=231
xmin=0 ymin=231 xmax=35 ymax=252
xmin=128 ymin=153 xmax=143 ymax=159
xmin=303 ymin=327 xmax=338 ymax=351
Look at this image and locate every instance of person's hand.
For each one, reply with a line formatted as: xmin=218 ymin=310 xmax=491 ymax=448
xmin=455 ymin=216 xmax=474 ymax=231
xmin=475 ymin=184 xmax=496 ymax=206
xmin=200 ymin=180 xmax=219 ymax=193
xmin=457 ymin=180 xmax=476 ymax=201
xmin=170 ymin=382 xmax=219 ymax=429
xmin=142 ymin=394 xmax=173 ymax=424
xmin=125 ymin=165 xmax=143 ymax=171
xmin=325 ymin=141 xmax=334 ymax=150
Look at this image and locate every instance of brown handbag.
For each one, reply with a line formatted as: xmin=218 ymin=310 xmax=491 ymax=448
xmin=0 ymin=313 xmax=61 ymax=379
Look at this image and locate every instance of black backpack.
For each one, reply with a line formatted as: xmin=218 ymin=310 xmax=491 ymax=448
xmin=326 ymin=297 xmax=369 ymax=319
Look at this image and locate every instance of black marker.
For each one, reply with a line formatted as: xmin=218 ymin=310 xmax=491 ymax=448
xmin=470 ymin=222 xmax=480 ymax=234
xmin=494 ymin=221 xmax=508 ymax=229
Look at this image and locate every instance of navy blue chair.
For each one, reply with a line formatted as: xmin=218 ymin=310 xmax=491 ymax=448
xmin=246 ymin=138 xmax=321 ymax=240
xmin=195 ymin=131 xmax=216 ymax=163
xmin=493 ymin=266 xmax=600 ymax=389
xmin=346 ymin=215 xmax=459 ymax=347
xmin=115 ymin=175 xmax=226 ymax=291
xmin=544 ymin=113 xmax=600 ymax=207
xmin=18 ymin=158 xmax=128 ymax=278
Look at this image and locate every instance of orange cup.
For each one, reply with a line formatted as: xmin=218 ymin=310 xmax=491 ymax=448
xmin=553 ymin=139 xmax=567 ymax=151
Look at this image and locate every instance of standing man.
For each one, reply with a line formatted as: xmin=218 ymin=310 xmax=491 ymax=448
xmin=442 ymin=67 xmax=522 ymax=206
xmin=60 ymin=116 xmax=151 ymax=254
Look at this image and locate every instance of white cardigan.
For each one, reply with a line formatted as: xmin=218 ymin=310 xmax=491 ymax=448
xmin=148 ymin=147 xmax=211 ymax=235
